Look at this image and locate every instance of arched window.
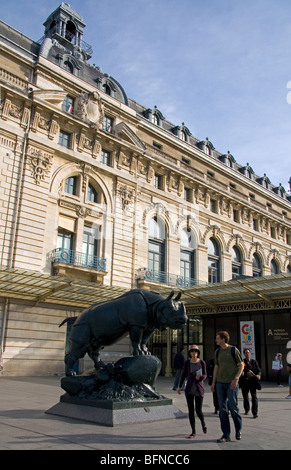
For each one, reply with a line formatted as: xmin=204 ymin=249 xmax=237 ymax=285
xmin=64 ymin=59 xmax=74 ymax=74
xmin=65 ymin=176 xmax=77 ymax=195
xmin=208 ymin=237 xmax=220 ymax=283
xmin=152 ymin=113 xmax=159 ymax=125
xmin=287 ymin=264 xmax=291 ymax=273
xmin=104 ymin=84 xmax=111 ymax=96
xmin=181 ymin=130 xmax=186 ymax=141
xmin=270 ymin=259 xmax=278 ymax=275
xmin=180 ymin=228 xmax=195 ymax=286
xmin=87 ymin=183 xmax=98 ymax=203
xmin=231 ymin=246 xmax=242 ymax=279
xmin=252 ymin=253 xmax=262 ymax=277
xmin=65 ymin=20 xmax=76 ymax=42
xmin=148 ymin=216 xmax=166 ymax=281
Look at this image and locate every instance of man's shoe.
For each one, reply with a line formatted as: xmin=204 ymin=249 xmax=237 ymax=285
xmin=236 ymin=431 xmax=242 ymax=440
xmin=217 ymin=435 xmax=231 ymax=442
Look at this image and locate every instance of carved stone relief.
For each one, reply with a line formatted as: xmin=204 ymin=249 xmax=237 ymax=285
xmin=74 ymin=91 xmax=104 ymax=129
xmin=117 ymin=184 xmax=135 ymax=211
xmin=27 ymin=148 xmax=53 ymax=184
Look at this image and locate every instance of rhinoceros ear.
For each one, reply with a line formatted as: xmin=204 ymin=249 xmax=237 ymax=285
xmin=174 ymin=292 xmax=182 ymax=301
xmin=166 ymin=290 xmax=174 ymax=300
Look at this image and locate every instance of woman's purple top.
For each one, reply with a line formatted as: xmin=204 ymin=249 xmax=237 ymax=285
xmin=179 ymin=359 xmax=207 ymax=397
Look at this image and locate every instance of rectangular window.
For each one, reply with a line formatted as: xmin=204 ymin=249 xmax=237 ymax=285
xmin=83 ymin=226 xmax=98 ymax=267
xmin=57 ymin=229 xmax=73 ymax=250
xmin=253 ymin=218 xmax=259 ymax=231
xmin=101 ymin=149 xmax=111 ymax=166
xmin=104 ymin=116 xmax=113 ymax=132
xmin=233 ymin=209 xmax=240 ymax=223
xmin=153 ymin=141 xmax=162 ymax=150
xmin=180 ymin=250 xmax=194 ymax=280
xmin=62 ymin=95 xmax=74 ymax=113
xmin=154 ymin=174 xmax=163 ymax=190
xmin=182 ymin=157 xmax=190 ymax=165
xmin=59 ymin=130 xmax=71 ymax=148
xmin=208 ymin=259 xmax=219 ymax=283
xmin=210 ymin=199 xmax=217 ymax=213
xmin=184 ymin=187 xmax=191 ymax=202
xmin=148 ymin=240 xmax=165 ymax=277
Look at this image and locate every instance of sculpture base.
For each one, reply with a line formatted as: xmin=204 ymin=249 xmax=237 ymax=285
xmin=46 ymin=394 xmax=186 ymax=427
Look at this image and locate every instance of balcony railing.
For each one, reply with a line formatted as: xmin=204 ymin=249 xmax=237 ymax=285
xmin=52 ymin=248 xmax=106 ymax=272
xmin=136 ymin=268 xmax=198 ymax=288
xmin=37 ymin=33 xmax=93 ymax=56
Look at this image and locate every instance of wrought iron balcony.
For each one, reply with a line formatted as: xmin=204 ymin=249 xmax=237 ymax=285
xmin=52 ymin=248 xmax=106 ymax=272
xmin=37 ymin=33 xmax=93 ymax=56
xmin=136 ymin=268 xmax=197 ymax=288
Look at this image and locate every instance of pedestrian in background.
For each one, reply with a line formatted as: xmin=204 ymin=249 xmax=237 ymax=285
xmin=207 ymin=358 xmax=219 ymax=414
xmin=172 ymin=347 xmax=186 ymax=390
xmin=285 ymin=361 xmax=291 ymax=399
xmin=240 ymin=348 xmax=261 ymax=418
xmin=273 ymin=353 xmax=284 ymax=386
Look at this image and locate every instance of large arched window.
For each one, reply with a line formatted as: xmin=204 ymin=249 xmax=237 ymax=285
xmin=180 ymin=228 xmax=195 ymax=286
xmin=252 ymin=253 xmax=262 ymax=277
xmin=54 ymin=174 xmax=107 ymax=274
xmin=231 ymin=246 xmax=242 ymax=279
xmin=148 ymin=216 xmax=166 ymax=282
xmin=208 ymin=237 xmax=220 ymax=283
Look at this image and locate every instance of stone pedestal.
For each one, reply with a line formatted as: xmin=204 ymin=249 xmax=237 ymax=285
xmin=46 ymin=394 xmax=186 ymax=427
xmin=46 ymin=356 xmax=186 ymax=426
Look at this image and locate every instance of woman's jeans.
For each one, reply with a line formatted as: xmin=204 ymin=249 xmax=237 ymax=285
xmin=216 ymin=382 xmax=242 ymax=437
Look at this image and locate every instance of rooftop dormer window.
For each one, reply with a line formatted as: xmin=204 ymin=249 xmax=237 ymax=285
xmin=198 ymin=138 xmax=214 ymax=156
xmin=144 ymin=106 xmax=164 ymax=127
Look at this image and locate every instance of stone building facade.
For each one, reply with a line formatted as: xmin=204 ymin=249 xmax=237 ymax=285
xmin=0 ymin=4 xmax=290 ymax=377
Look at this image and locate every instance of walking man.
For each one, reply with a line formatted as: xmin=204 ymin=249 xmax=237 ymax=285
xmin=240 ymin=348 xmax=261 ymax=418
xmin=211 ymin=331 xmax=244 ymax=442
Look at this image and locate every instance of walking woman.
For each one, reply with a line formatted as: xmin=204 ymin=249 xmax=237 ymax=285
xmin=177 ymin=345 xmax=207 ymax=439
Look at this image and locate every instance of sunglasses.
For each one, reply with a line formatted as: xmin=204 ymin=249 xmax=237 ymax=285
xmin=190 ymin=349 xmax=199 ymax=353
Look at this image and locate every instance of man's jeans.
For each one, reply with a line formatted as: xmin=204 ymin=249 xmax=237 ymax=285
xmin=216 ymin=382 xmax=242 ymax=437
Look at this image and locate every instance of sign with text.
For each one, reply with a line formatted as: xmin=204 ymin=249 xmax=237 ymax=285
xmin=240 ymin=321 xmax=256 ymax=359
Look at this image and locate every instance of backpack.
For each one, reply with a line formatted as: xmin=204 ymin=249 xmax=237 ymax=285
xmin=215 ymin=345 xmax=237 ymax=365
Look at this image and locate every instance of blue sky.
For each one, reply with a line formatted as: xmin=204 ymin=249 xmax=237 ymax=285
xmin=2 ymin=0 xmax=291 ymax=190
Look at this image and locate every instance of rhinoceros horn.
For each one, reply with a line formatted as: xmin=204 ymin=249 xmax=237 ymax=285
xmin=166 ymin=290 xmax=174 ymax=300
xmin=174 ymin=292 xmax=182 ymax=301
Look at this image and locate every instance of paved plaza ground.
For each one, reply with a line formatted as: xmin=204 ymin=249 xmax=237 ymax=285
xmin=0 ymin=374 xmax=289 ymax=451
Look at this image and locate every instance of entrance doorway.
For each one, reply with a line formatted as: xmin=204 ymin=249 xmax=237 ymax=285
xmin=148 ymin=316 xmax=203 ymax=375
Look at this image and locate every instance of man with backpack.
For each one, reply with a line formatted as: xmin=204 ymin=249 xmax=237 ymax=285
xmin=211 ymin=331 xmax=244 ymax=443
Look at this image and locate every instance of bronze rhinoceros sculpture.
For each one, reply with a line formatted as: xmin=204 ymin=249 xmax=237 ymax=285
xmin=60 ymin=289 xmax=187 ymax=376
